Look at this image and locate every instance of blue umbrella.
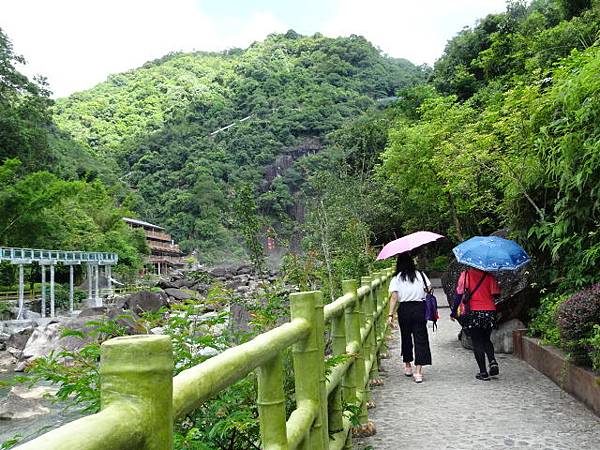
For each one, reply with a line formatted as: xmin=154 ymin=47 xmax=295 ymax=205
xmin=452 ymin=236 xmax=530 ymax=271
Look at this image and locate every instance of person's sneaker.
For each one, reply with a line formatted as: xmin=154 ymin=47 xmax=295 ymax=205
xmin=489 ymin=361 xmax=499 ymax=376
xmin=476 ymin=372 xmax=490 ymax=381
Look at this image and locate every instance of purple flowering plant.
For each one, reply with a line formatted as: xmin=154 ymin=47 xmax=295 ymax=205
xmin=556 ymin=283 xmax=600 ymax=365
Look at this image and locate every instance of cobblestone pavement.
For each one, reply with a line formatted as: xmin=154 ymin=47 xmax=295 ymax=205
xmin=356 ymin=313 xmax=600 ymax=450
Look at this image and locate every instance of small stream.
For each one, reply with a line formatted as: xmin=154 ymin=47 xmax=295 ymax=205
xmin=0 ymin=371 xmax=85 ymax=446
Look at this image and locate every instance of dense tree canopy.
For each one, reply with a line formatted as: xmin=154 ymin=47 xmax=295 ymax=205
xmin=282 ymin=0 xmax=600 ymax=295
xmin=0 ymin=28 xmax=144 ymax=276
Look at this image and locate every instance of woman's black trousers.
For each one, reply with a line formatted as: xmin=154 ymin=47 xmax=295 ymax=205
xmin=469 ymin=326 xmax=496 ymax=373
xmin=397 ymin=301 xmax=432 ymax=365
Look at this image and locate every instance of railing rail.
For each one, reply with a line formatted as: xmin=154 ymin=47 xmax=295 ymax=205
xmin=0 ymin=288 xmax=41 ymax=302
xmin=15 ymin=267 xmax=393 ymax=450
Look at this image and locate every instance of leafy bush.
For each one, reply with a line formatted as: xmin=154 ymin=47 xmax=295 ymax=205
xmin=556 ymin=283 xmax=600 ymax=365
xmin=585 ymin=324 xmax=600 ymax=373
xmin=428 ymin=255 xmax=450 ymax=273
xmin=528 ymin=293 xmax=569 ymax=347
xmin=49 ymin=285 xmax=87 ymax=310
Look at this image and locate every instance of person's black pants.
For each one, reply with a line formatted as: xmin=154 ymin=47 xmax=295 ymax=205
xmin=397 ymin=301 xmax=432 ymax=366
xmin=469 ymin=326 xmax=496 ymax=373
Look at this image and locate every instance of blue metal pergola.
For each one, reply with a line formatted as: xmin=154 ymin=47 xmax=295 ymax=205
xmin=0 ymin=246 xmax=118 ymax=320
xmin=0 ymin=247 xmax=117 ymax=264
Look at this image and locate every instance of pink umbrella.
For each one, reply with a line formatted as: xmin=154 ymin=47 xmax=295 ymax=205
xmin=376 ymin=231 xmax=445 ymax=260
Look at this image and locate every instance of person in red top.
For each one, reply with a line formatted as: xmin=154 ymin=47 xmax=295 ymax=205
xmin=451 ymin=268 xmax=501 ymax=381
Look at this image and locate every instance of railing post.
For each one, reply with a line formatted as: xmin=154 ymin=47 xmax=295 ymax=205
xmin=87 ymin=263 xmax=93 ymax=303
xmin=101 ymin=335 xmax=173 ymax=450
xmin=290 ymin=291 xmax=325 ymax=450
xmin=382 ymin=272 xmax=390 ymax=350
xmin=365 ymin=275 xmax=380 ymax=384
xmin=359 ymin=277 xmax=374 ymax=382
xmin=49 ymin=263 xmax=55 ymax=318
xmin=69 ymin=264 xmax=74 ymax=314
xmin=341 ymin=280 xmax=370 ymax=433
xmin=17 ymin=264 xmax=24 ymax=320
xmin=376 ymin=271 xmax=387 ymax=348
xmin=314 ymin=292 xmax=329 ymax=448
xmin=257 ymin=353 xmax=288 ymax=450
xmin=380 ymin=269 xmax=393 ymax=358
xmin=41 ymin=264 xmax=46 ymax=318
xmin=341 ymin=281 xmax=357 ymax=405
xmin=328 ymin=307 xmax=346 ymax=435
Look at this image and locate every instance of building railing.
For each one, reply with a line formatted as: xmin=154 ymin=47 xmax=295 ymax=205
xmin=15 ymin=267 xmax=393 ymax=450
xmin=144 ymin=229 xmax=173 ymax=241
xmin=147 ymin=255 xmax=186 ymax=265
xmin=147 ymin=240 xmax=182 ymax=254
xmin=0 ymin=247 xmax=118 ymax=265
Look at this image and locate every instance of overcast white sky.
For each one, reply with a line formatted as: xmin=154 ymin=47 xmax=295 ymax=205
xmin=0 ymin=0 xmax=508 ymax=98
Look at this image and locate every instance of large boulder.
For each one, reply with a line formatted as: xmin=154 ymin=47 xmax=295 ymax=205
xmin=441 ymin=232 xmax=538 ymax=324
xmin=78 ymin=306 xmax=108 ymax=317
xmin=16 ymin=317 xmax=96 ymax=371
xmin=0 ymin=392 xmax=49 ymax=420
xmin=124 ymin=291 xmax=168 ymax=314
xmin=0 ymin=332 xmax=10 ymax=350
xmin=5 ymin=328 xmax=33 ymax=357
xmin=171 ymin=278 xmax=190 ymax=289
xmin=190 ymin=282 xmax=211 ymax=294
xmin=459 ymin=319 xmax=526 ymax=354
xmin=492 ymin=319 xmax=526 ymax=353
xmin=106 ymin=307 xmax=146 ymax=335
xmin=164 ymin=288 xmax=193 ymax=301
xmin=0 ymin=320 xmax=37 ymax=336
xmin=0 ymin=351 xmax=17 ymax=371
xmin=442 ymin=263 xmax=537 ymax=323
xmin=226 ymin=275 xmax=250 ymax=291
xmin=158 ymin=276 xmax=189 ymax=290
xmin=236 ymin=264 xmax=252 ymax=275
xmin=230 ymin=303 xmax=251 ymax=336
xmin=208 ymin=266 xmax=232 ymax=278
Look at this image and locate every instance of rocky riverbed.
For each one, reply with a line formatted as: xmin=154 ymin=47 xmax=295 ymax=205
xmin=0 ymin=263 xmax=288 ymax=436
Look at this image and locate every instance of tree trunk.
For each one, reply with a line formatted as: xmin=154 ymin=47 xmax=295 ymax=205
xmin=446 ymin=191 xmax=464 ymax=241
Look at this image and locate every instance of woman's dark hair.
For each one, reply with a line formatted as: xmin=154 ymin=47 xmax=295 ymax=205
xmin=395 ymin=253 xmax=417 ymax=282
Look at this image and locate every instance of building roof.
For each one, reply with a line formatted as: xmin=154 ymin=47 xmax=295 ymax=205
xmin=122 ymin=217 xmax=164 ymax=230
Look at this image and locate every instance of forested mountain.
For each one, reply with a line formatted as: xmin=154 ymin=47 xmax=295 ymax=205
xmin=52 ymin=32 xmax=427 ymax=261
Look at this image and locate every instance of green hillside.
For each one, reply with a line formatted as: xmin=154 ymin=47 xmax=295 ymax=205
xmin=53 ymin=32 xmax=427 ymax=261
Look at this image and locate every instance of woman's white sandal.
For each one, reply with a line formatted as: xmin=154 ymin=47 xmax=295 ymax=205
xmin=413 ymin=373 xmax=423 ymax=383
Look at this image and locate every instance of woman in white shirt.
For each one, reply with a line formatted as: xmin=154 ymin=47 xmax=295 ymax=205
xmin=386 ymin=253 xmax=432 ymax=383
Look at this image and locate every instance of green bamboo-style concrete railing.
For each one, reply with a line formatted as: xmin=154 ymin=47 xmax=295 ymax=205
xmin=15 ymin=268 xmax=393 ymax=450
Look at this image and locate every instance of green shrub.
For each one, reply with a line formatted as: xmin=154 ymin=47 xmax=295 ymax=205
xmin=428 ymin=255 xmax=450 ymax=273
xmin=42 ymin=284 xmax=87 ymax=311
xmin=528 ymin=293 xmax=569 ymax=347
xmin=586 ymin=324 xmax=600 ymax=373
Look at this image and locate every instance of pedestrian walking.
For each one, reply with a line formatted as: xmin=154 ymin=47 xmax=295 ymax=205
xmin=451 ymin=267 xmax=501 ymax=380
xmin=387 ymin=253 xmax=432 ymax=383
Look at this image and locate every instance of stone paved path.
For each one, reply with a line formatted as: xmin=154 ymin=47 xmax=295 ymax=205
xmin=356 ymin=313 xmax=600 ymax=449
